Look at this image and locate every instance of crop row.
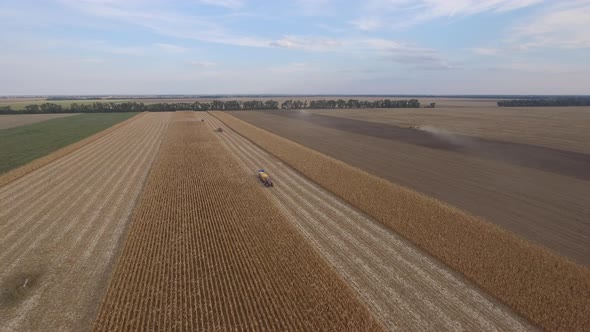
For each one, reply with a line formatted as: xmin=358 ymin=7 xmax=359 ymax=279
xmin=0 ymin=112 xmax=171 ymax=331
xmin=93 ymin=111 xmax=382 ymax=331
xmin=211 ymin=111 xmax=590 ymax=331
xmin=0 ymin=113 xmax=144 ymax=188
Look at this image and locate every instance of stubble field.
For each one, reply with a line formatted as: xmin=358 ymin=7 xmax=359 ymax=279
xmin=0 ymin=112 xmax=171 ymax=330
xmin=230 ymin=109 xmax=590 ymax=266
xmin=0 ymin=112 xmax=139 ymax=176
xmin=215 ymin=110 xmax=590 ymax=331
xmin=1 ymin=105 xmax=588 ymax=331
xmin=204 ymin=112 xmax=534 ymax=331
xmin=93 ymin=111 xmax=381 ymax=331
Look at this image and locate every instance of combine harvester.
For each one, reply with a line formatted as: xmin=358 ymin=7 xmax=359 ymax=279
xmin=257 ymin=169 xmax=274 ymax=187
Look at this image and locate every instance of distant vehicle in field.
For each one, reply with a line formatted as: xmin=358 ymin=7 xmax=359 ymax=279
xmin=257 ymin=169 xmax=273 ymax=187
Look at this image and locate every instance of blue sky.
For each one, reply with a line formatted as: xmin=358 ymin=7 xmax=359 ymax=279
xmin=1 ymin=0 xmax=589 ymax=95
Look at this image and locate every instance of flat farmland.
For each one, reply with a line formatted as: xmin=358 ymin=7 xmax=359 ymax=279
xmin=94 ymin=111 xmax=381 ymax=331
xmin=2 ymin=107 xmax=586 ymax=331
xmin=230 ymin=110 xmax=590 ymax=266
xmin=216 ymin=111 xmax=590 ymax=330
xmin=0 ymin=112 xmax=138 ymax=175
xmin=311 ymin=107 xmax=590 ymax=154
xmin=0 ymin=112 xmax=171 ymax=331
xmin=204 ymin=113 xmax=534 ymax=331
xmin=0 ymin=113 xmax=78 ymax=130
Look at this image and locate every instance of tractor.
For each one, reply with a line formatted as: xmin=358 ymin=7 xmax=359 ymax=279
xmin=257 ymin=169 xmax=274 ymax=187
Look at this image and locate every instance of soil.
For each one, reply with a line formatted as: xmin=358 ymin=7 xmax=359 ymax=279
xmin=231 ymin=110 xmax=590 ymax=266
xmin=311 ymin=107 xmax=590 ymax=154
xmin=206 ymin=113 xmax=535 ymax=331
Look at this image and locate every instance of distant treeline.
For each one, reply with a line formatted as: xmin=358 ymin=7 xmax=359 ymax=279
xmin=0 ymin=99 xmax=420 ymax=114
xmin=289 ymin=98 xmax=420 ymax=109
xmin=498 ymin=97 xmax=590 ymax=107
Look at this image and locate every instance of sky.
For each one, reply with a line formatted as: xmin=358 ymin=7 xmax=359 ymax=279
xmin=1 ymin=0 xmax=589 ymax=95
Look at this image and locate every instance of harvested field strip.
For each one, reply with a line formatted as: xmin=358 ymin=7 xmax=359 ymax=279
xmin=93 ymin=111 xmax=381 ymax=331
xmin=204 ymin=113 xmax=534 ymax=331
xmin=231 ymin=111 xmax=590 ymax=266
xmin=311 ymin=107 xmax=590 ymax=154
xmin=0 ymin=112 xmax=151 ymax=225
xmin=212 ymin=111 xmax=590 ymax=331
xmin=0 ymin=112 xmax=172 ymax=331
xmin=268 ymin=111 xmax=590 ymax=181
xmin=0 ymin=112 xmax=143 ymax=187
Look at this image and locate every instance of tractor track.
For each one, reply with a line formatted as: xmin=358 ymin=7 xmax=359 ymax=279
xmin=93 ymin=112 xmax=381 ymax=331
xmin=0 ymin=112 xmax=172 ymax=331
xmin=205 ymin=112 xmax=535 ymax=331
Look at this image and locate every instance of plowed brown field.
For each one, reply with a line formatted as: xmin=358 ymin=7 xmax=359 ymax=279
xmin=230 ymin=110 xmax=590 ymax=266
xmin=204 ymin=113 xmax=534 ymax=331
xmin=311 ymin=107 xmax=590 ymax=154
xmin=93 ymin=111 xmax=381 ymax=331
xmin=0 ymin=112 xmax=172 ymax=331
xmin=213 ymin=111 xmax=590 ymax=331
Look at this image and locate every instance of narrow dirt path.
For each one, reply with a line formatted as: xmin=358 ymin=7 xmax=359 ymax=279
xmin=205 ymin=112 xmax=536 ymax=331
xmin=0 ymin=112 xmax=172 ymax=331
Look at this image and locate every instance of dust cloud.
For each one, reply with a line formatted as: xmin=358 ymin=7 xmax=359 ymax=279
xmin=415 ymin=125 xmax=476 ymax=148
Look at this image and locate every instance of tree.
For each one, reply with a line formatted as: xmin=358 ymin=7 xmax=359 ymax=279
xmin=24 ymin=104 xmax=40 ymax=113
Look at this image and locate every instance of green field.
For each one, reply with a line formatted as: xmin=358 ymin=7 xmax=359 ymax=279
xmin=0 ymin=99 xmax=134 ymax=110
xmin=0 ymin=112 xmax=137 ymax=174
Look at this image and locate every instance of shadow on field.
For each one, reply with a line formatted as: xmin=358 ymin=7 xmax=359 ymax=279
xmin=0 ymin=270 xmax=44 ymax=308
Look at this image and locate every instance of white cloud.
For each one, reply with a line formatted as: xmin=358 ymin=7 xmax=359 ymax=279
xmin=362 ymin=39 xmax=452 ymax=69
xmin=76 ymin=57 xmax=106 ymax=64
xmin=355 ymin=0 xmax=544 ymax=29
xmin=510 ymin=1 xmax=590 ymax=49
xmin=85 ymin=41 xmax=145 ymax=56
xmin=269 ymin=62 xmax=317 ymax=74
xmin=189 ymin=60 xmax=217 ymax=67
xmin=296 ymin=0 xmax=332 ymax=15
xmin=267 ymin=36 xmax=450 ymax=69
xmin=369 ymin=0 xmax=544 ymax=16
xmin=270 ymin=36 xmax=341 ymax=50
xmin=58 ymin=0 xmax=270 ymax=48
xmin=349 ymin=17 xmax=382 ymax=31
xmin=470 ymin=47 xmax=499 ymax=56
xmin=110 ymin=47 xmax=145 ymax=56
xmin=491 ymin=61 xmax=583 ymax=74
xmin=197 ymin=0 xmax=244 ymax=9
xmin=154 ymin=43 xmax=188 ymax=53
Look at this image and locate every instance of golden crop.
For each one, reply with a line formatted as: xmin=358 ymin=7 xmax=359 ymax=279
xmin=93 ymin=111 xmax=382 ymax=331
xmin=212 ymin=111 xmax=590 ymax=331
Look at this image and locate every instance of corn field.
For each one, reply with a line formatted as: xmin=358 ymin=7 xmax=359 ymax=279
xmin=93 ymin=111 xmax=382 ymax=331
xmin=211 ymin=110 xmax=590 ymax=331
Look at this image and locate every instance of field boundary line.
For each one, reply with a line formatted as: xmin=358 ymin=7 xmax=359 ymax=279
xmin=0 ymin=112 xmax=146 ymax=188
xmin=89 ymin=112 xmax=173 ymax=328
xmin=210 ymin=110 xmax=590 ymax=331
xmin=93 ymin=111 xmax=383 ymax=331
